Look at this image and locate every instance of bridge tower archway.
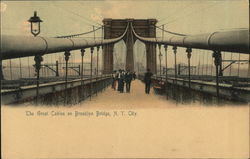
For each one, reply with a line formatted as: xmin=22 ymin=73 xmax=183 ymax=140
xmin=102 ymin=18 xmax=157 ymax=74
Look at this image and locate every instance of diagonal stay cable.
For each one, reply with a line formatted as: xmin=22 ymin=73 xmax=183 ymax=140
xmin=52 ymin=2 xmax=101 ymax=27
xmin=160 ymin=2 xmax=218 ymax=26
xmin=158 ymin=2 xmax=196 ymax=24
xmin=155 ymin=26 xmax=187 ymax=36
xmin=55 ymin=26 xmax=102 ymax=38
xmin=76 ymin=1 xmax=103 ymax=26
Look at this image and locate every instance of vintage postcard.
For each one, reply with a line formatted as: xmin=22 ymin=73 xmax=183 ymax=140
xmin=1 ymin=0 xmax=249 ymax=158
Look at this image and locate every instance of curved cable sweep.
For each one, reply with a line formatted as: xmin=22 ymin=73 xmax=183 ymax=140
xmin=131 ymin=23 xmax=249 ymax=54
xmin=55 ymin=26 xmax=103 ymax=38
xmin=1 ymin=24 xmax=129 ymax=60
xmin=155 ymin=26 xmax=187 ymax=36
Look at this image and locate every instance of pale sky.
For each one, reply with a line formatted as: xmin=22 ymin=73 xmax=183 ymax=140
xmin=1 ymin=0 xmax=249 ymax=36
xmin=1 ymin=0 xmax=249 ymax=77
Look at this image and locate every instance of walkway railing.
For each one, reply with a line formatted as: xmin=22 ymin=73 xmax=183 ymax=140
xmin=132 ymin=23 xmax=249 ymax=101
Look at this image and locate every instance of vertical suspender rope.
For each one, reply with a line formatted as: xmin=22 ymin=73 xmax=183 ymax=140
xmin=248 ymin=53 xmax=250 ymax=77
xmin=55 ymin=53 xmax=57 ymax=76
xmin=9 ymin=59 xmax=12 ymax=80
xmin=237 ymin=53 xmax=240 ymax=76
xmin=73 ymin=53 xmax=75 ymax=75
xmin=93 ymin=25 xmax=96 ymax=40
xmin=50 ymin=54 xmax=53 ymax=76
xmin=131 ymin=23 xmax=134 ymax=72
xmin=206 ymin=50 xmax=208 ymax=75
xmin=28 ymin=57 xmax=31 ymax=78
xmin=229 ymin=52 xmax=233 ymax=76
xmin=97 ymin=46 xmax=99 ymax=76
xmin=201 ymin=50 xmax=204 ymax=75
xmin=90 ymin=47 xmax=94 ymax=100
xmin=200 ymin=50 xmax=203 ymax=75
xmin=211 ymin=51 xmax=213 ymax=76
xmin=138 ymin=41 xmax=140 ymax=72
xmin=197 ymin=50 xmax=200 ymax=76
xmin=222 ymin=52 xmax=225 ymax=75
xmin=19 ymin=58 xmax=22 ymax=78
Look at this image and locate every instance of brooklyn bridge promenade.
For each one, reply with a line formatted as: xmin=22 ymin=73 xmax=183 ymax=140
xmin=76 ymin=79 xmax=242 ymax=108
xmin=78 ymin=80 xmax=171 ymax=109
xmin=1 ymin=18 xmax=249 ymax=105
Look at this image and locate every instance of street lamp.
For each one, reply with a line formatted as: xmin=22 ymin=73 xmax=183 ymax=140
xmin=28 ymin=11 xmax=42 ymax=36
xmin=28 ymin=11 xmax=43 ymax=104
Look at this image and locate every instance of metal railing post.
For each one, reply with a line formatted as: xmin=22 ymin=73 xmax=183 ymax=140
xmin=164 ymin=45 xmax=168 ymax=99
xmin=186 ymin=48 xmax=192 ymax=89
xmin=248 ymin=53 xmax=250 ymax=77
xmin=64 ymin=50 xmax=71 ymax=104
xmin=158 ymin=44 xmax=162 ymax=76
xmin=173 ymin=46 xmax=177 ymax=84
xmin=213 ymin=50 xmax=221 ymax=101
xmin=95 ymin=46 xmax=100 ymax=95
xmin=80 ymin=48 xmax=85 ymax=100
xmin=90 ymin=47 xmax=94 ymax=100
xmin=56 ymin=60 xmax=59 ymax=77
xmin=97 ymin=46 xmax=100 ymax=76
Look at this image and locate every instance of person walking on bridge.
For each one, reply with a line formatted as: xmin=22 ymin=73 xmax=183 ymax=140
xmin=132 ymin=72 xmax=137 ymax=80
xmin=125 ymin=70 xmax=133 ymax=93
xmin=144 ymin=68 xmax=153 ymax=94
xmin=117 ymin=69 xmax=125 ymax=93
xmin=112 ymin=70 xmax=118 ymax=90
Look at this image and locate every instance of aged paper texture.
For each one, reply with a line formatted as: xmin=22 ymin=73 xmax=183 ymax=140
xmin=1 ymin=0 xmax=249 ymax=158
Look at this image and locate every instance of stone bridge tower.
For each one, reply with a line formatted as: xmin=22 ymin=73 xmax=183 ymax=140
xmin=102 ymin=18 xmax=157 ymax=74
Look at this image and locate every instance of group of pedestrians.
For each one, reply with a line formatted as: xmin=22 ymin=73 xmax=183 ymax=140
xmin=111 ymin=68 xmax=153 ymax=94
xmin=112 ymin=69 xmax=136 ymax=93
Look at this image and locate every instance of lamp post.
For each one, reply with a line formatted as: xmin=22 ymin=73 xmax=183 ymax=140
xmin=28 ymin=11 xmax=43 ymax=37
xmin=28 ymin=11 xmax=43 ymax=104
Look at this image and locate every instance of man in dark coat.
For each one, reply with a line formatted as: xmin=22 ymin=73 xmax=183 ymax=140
xmin=112 ymin=70 xmax=118 ymax=90
xmin=117 ymin=69 xmax=125 ymax=93
xmin=132 ymin=72 xmax=136 ymax=80
xmin=144 ymin=68 xmax=153 ymax=94
xmin=125 ymin=70 xmax=133 ymax=93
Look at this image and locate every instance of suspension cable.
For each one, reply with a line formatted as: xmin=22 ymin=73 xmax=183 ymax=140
xmin=52 ymin=2 xmax=102 ymax=27
xmin=160 ymin=2 xmax=218 ymax=26
xmin=55 ymin=26 xmax=102 ymax=38
xmin=158 ymin=2 xmax=195 ymax=24
xmin=155 ymin=26 xmax=187 ymax=36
